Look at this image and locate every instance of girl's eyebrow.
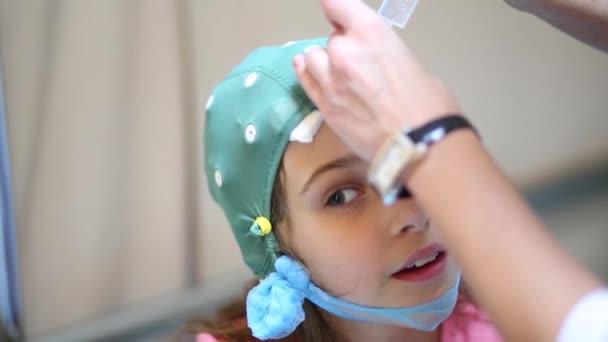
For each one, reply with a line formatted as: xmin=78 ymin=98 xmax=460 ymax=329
xmin=299 ymin=154 xmax=362 ymax=194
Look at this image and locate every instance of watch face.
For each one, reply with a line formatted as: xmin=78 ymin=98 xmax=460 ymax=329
xmin=371 ymin=116 xmax=472 ymax=203
xmin=369 ymin=133 xmax=418 ymax=199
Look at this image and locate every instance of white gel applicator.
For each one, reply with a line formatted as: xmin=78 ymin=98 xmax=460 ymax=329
xmin=289 ymin=110 xmax=323 ymax=144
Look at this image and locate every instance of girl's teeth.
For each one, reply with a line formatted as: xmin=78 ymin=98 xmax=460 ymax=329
xmin=412 ymin=252 xmax=439 ymax=268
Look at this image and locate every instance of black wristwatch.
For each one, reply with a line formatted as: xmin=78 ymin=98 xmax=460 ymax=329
xmin=368 ymin=115 xmax=477 ymax=205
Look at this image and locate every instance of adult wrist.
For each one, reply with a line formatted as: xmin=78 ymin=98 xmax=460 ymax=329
xmin=400 ymin=129 xmax=482 ymax=192
xmin=368 ymin=115 xmax=478 ymax=205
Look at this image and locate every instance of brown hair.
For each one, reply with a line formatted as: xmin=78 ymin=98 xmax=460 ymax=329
xmin=181 ymin=173 xmax=340 ymax=342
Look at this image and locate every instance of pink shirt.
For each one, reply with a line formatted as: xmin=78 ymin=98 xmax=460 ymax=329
xmin=197 ymin=298 xmax=503 ymax=342
xmin=440 ymin=297 xmax=503 ymax=342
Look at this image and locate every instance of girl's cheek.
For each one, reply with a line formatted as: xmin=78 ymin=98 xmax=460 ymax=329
xmin=313 ymin=261 xmax=361 ymax=294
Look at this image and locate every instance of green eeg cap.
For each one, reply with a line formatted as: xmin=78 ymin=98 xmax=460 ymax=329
xmin=204 ymin=38 xmax=327 ymax=278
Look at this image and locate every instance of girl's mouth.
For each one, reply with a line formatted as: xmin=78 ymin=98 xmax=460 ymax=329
xmin=391 ymin=244 xmax=447 ymax=282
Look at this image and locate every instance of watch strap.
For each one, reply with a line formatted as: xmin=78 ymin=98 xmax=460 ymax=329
xmin=407 ymin=115 xmax=477 ymax=147
xmin=396 ymin=115 xmax=477 ymax=201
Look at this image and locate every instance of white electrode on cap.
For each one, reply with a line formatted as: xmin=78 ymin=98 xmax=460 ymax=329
xmin=378 ymin=0 xmax=420 ymax=29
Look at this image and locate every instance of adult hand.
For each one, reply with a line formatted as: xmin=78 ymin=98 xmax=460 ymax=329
xmin=294 ymin=0 xmax=460 ymax=162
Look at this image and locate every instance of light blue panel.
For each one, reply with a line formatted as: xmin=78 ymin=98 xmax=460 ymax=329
xmin=0 ymin=65 xmax=22 ymax=339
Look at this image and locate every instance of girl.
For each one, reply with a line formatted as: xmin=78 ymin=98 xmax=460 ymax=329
xmin=191 ymin=37 xmax=502 ymax=342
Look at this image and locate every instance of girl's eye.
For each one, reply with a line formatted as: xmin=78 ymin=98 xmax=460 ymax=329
xmin=326 ymin=188 xmax=360 ymax=207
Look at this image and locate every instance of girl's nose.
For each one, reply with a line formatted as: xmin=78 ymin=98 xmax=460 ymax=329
xmin=388 ymin=200 xmax=430 ymax=235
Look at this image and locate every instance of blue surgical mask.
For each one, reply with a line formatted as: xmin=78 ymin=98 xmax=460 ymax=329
xmin=306 ymin=272 xmax=461 ymax=331
xmin=246 ymin=256 xmax=461 ymax=340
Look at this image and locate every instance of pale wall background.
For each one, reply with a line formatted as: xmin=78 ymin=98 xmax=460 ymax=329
xmin=0 ymin=0 xmax=607 ymax=339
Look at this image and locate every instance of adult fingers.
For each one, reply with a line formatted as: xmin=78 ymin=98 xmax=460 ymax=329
xmin=303 ymin=47 xmax=332 ymax=93
xmin=293 ymin=54 xmax=324 ymax=108
xmin=320 ymin=0 xmax=376 ymax=32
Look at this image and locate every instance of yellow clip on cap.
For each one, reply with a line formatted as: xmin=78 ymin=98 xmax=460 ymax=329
xmin=253 ymin=217 xmax=272 ymax=236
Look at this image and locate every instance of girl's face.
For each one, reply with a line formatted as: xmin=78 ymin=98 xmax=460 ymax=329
xmin=281 ymin=124 xmax=459 ymax=308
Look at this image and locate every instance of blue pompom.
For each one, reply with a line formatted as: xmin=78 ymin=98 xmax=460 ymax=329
xmin=275 ymin=255 xmax=310 ymax=291
xmin=246 ymin=256 xmax=310 ymax=340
